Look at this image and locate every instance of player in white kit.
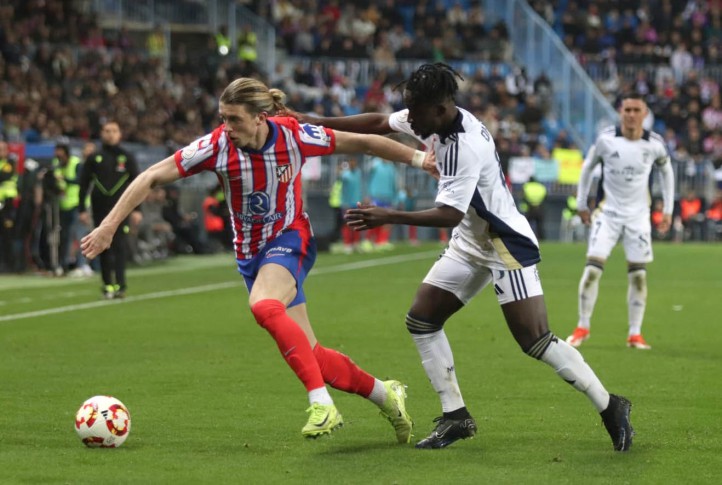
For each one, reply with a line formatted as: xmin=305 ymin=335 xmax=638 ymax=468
xmin=566 ymin=94 xmax=674 ymax=350
xmin=297 ymin=64 xmax=634 ymax=452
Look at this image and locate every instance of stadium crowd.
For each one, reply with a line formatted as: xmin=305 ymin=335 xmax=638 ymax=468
xmin=532 ymin=3 xmax=722 ymax=169
xmin=1 ymin=0 xmax=721 ymax=273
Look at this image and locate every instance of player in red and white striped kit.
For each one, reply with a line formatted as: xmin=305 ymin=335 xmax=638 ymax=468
xmin=82 ymin=77 xmax=436 ymax=441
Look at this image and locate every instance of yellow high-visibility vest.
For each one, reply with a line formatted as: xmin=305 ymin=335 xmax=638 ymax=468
xmin=53 ymin=155 xmax=82 ymax=211
xmin=0 ymin=158 xmax=18 ymax=200
xmin=328 ymin=180 xmax=342 ymax=208
xmin=523 ymin=181 xmax=547 ymax=207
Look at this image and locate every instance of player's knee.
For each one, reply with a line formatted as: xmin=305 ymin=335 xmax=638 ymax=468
xmin=405 ymin=313 xmax=444 ymax=334
xmin=250 ymin=299 xmax=285 ymax=328
xmin=627 ymin=267 xmax=647 ymax=293
xmin=523 ymin=331 xmax=556 ymax=359
xmin=582 ymin=262 xmax=604 ymax=286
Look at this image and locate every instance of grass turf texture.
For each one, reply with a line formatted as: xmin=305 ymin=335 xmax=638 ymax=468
xmin=1 ymin=242 xmax=720 ymax=484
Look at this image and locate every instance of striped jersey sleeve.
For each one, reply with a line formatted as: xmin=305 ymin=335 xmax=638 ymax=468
xmin=435 ymin=135 xmax=491 ymax=214
xmin=276 ymin=117 xmax=336 ymax=159
xmin=174 ymin=127 xmax=222 ymax=176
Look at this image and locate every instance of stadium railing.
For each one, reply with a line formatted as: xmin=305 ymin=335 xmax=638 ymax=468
xmin=484 ymin=0 xmax=618 ymax=150
xmin=92 ymin=0 xmax=276 ymax=77
xmin=283 ymin=57 xmax=511 ymax=89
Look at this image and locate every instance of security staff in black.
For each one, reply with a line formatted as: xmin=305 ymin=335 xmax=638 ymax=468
xmin=79 ymin=121 xmax=139 ymax=299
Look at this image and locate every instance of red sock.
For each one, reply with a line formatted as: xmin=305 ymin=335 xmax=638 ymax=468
xmin=251 ymin=299 xmax=325 ymax=391
xmin=313 ymin=344 xmax=375 ymax=397
xmin=378 ymin=226 xmax=390 ymax=244
xmin=439 ymin=228 xmax=449 ymax=243
xmin=409 ymin=226 xmax=417 ymax=242
xmin=342 ymin=225 xmax=353 ymax=245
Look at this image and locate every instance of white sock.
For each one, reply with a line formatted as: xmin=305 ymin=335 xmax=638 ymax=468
xmin=367 ymin=379 xmax=387 ymax=407
xmin=578 ymin=265 xmax=603 ymax=329
xmin=308 ymin=387 xmax=333 ymax=406
xmin=412 ymin=330 xmax=466 ymax=412
xmin=539 ymin=335 xmax=610 ymax=412
xmin=627 ymin=269 xmax=647 ymax=336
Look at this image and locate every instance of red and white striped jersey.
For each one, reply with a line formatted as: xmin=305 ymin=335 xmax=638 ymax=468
xmin=174 ymin=117 xmax=336 ymax=259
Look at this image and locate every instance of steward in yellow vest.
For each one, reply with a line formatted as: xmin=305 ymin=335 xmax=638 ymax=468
xmin=53 ymin=144 xmax=82 ymax=212
xmin=52 ymin=143 xmax=84 ymax=273
xmin=237 ymin=25 xmax=258 ymax=62
xmin=0 ymin=141 xmax=19 ymax=272
xmin=521 ymin=178 xmax=547 ymax=240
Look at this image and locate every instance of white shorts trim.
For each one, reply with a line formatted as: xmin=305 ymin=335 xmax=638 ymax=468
xmin=423 ymin=245 xmax=544 ymax=305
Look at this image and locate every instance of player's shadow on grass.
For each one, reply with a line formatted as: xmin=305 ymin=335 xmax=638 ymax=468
xmin=313 ymin=440 xmax=482 ymax=456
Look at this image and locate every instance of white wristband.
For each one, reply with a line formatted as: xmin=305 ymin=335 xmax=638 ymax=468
xmin=411 ymin=150 xmax=425 ymax=168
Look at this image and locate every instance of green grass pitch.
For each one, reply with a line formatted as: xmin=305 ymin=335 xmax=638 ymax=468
xmin=1 ymin=242 xmax=720 ymax=484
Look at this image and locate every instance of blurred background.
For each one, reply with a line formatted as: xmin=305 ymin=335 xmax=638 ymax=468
xmin=1 ymin=0 xmax=720 ymax=276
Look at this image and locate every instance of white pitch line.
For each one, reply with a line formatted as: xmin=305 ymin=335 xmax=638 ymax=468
xmin=0 ymin=250 xmax=438 ymax=324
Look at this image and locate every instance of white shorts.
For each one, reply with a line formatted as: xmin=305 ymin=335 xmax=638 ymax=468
xmin=423 ymin=244 xmax=544 ymax=305
xmin=587 ymin=212 xmax=653 ymax=263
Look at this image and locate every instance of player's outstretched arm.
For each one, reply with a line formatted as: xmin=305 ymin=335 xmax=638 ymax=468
xmin=80 ymin=156 xmax=181 ymax=259
xmin=346 ymin=203 xmax=464 ymax=231
xmin=293 ymin=112 xmax=393 ymax=135
xmin=334 ymin=130 xmax=437 ymax=175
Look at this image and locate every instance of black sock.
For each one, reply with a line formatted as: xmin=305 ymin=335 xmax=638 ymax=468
xmin=444 ymin=407 xmax=471 ymax=420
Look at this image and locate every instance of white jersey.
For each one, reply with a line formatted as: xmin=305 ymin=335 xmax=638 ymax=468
xmin=389 ymin=107 xmax=540 ymax=270
xmin=577 ymin=127 xmax=674 ymax=220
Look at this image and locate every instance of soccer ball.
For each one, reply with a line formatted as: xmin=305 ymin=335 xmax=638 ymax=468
xmin=74 ymin=395 xmax=131 ymax=448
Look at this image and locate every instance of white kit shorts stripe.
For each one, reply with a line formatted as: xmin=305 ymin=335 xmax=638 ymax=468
xmin=423 ymin=244 xmax=543 ymax=305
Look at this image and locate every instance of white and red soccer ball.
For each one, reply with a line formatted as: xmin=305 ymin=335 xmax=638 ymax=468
xmin=74 ymin=395 xmax=131 ymax=448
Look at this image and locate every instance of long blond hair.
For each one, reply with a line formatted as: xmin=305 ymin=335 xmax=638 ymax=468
xmin=219 ymin=77 xmax=288 ymax=116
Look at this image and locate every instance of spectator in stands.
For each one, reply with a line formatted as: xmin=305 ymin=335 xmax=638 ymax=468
xmin=163 ymin=185 xmax=205 ymax=255
xmin=202 ymin=185 xmax=230 ymax=253
xmin=672 ymin=43 xmax=693 ymax=84
xmin=702 ymin=95 xmax=722 ymax=132
xmin=706 ymin=190 xmax=722 ymax=240
xmin=136 ymin=186 xmax=173 ymax=261
xmin=678 ymin=188 xmax=706 ymax=241
xmin=519 ymin=94 xmax=545 ymax=135
xmin=339 ymin=157 xmax=363 ymax=254
xmin=366 ymin=156 xmax=398 ymax=250
xmin=396 ymin=185 xmax=419 ymax=246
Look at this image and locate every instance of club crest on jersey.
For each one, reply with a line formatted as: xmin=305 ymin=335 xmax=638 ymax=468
xmin=276 ymin=164 xmax=293 ymax=183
